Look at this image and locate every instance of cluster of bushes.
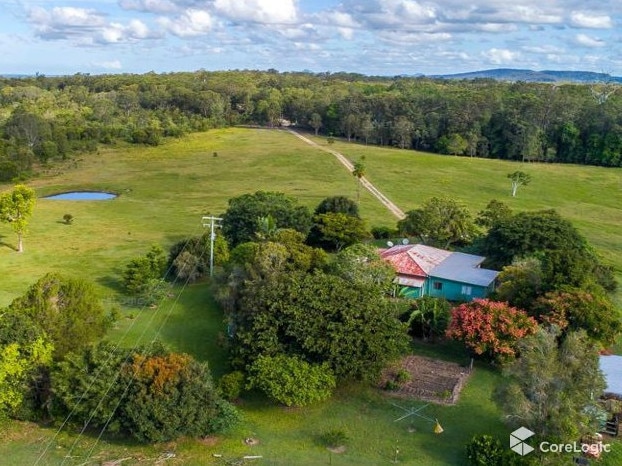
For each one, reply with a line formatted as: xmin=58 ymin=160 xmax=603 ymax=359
xmin=53 ymin=342 xmax=238 ymax=442
xmin=0 ymin=273 xmax=238 ymax=443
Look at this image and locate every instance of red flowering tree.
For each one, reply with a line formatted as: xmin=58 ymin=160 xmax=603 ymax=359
xmin=446 ymin=299 xmax=538 ymax=362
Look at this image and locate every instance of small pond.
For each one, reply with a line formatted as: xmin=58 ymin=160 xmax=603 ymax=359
xmin=43 ymin=191 xmax=117 ymax=200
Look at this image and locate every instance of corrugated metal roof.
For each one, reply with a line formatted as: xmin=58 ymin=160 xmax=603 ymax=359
xmin=407 ymin=244 xmax=452 ymax=274
xmin=600 ymin=355 xmax=622 ymax=396
xmin=379 ymin=244 xmax=498 ymax=287
xmin=431 ymin=252 xmax=499 ymax=287
xmin=380 ymin=245 xmax=427 ymax=277
xmin=395 ymin=276 xmax=426 ymax=287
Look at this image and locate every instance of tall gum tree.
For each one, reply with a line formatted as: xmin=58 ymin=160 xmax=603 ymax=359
xmin=0 ymin=184 xmax=36 ymax=253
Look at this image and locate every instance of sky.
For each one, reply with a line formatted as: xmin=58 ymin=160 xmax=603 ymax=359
xmin=2 ymin=0 xmax=622 ymax=77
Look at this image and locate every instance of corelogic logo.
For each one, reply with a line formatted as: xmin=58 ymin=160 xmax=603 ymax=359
xmin=510 ymin=427 xmax=535 ymax=456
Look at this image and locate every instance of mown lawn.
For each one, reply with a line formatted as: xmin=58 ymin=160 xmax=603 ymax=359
xmin=1 ymin=127 xmax=621 ymax=464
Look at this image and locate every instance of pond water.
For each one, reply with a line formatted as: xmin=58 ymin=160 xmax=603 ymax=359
xmin=43 ymin=191 xmax=117 ymax=200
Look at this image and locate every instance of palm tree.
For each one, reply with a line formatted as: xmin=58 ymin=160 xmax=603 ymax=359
xmin=407 ymin=296 xmax=450 ymax=341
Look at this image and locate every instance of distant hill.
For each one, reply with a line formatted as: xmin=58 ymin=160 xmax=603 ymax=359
xmin=431 ymin=68 xmax=622 ymax=83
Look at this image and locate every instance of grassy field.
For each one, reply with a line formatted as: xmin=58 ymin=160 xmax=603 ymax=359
xmin=0 ymin=127 xmax=621 ymax=464
xmin=318 ymin=135 xmax=622 ymax=277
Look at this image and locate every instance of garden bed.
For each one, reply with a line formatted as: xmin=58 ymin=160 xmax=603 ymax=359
xmin=380 ymin=355 xmax=471 ymax=404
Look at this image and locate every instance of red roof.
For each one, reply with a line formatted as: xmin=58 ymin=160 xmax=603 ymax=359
xmin=380 ymin=244 xmax=452 ymax=278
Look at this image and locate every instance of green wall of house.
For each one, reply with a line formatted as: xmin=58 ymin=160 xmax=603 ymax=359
xmin=399 ymin=277 xmax=493 ymax=302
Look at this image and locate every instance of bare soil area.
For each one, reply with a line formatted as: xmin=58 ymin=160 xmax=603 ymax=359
xmin=380 ymin=355 xmax=471 ymax=404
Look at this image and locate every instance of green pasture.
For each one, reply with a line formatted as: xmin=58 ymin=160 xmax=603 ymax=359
xmin=0 ymin=127 xmax=621 ymax=464
xmin=0 ymin=128 xmax=392 ymax=307
xmin=318 ymin=135 xmax=622 ymax=270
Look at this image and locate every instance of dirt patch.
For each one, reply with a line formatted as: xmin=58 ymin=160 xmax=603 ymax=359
xmin=244 ymin=437 xmax=260 ymax=446
xmin=380 ymin=355 xmax=471 ymax=405
xmin=199 ymin=436 xmax=220 ymax=447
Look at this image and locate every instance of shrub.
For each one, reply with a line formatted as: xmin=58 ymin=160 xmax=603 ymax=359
xmin=52 ymin=342 xmax=239 ymax=443
xmin=172 ymin=250 xmax=202 ymax=282
xmin=140 ymin=278 xmax=169 ymax=306
xmin=247 ymin=354 xmax=336 ymax=407
xmin=384 ymin=379 xmax=400 ymax=391
xmin=122 ymin=245 xmax=166 ymax=296
xmin=465 ymin=434 xmax=505 ymax=465
xmin=62 ymin=213 xmax=74 ymax=224
xmin=395 ymin=369 xmax=411 ymax=385
xmin=319 ymin=429 xmax=349 ymax=448
xmin=446 ymin=299 xmax=538 ymax=362
xmin=371 ymin=226 xmax=395 ymax=239
xmin=218 ymin=371 xmax=245 ymax=401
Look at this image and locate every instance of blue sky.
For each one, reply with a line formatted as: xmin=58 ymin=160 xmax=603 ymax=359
xmin=2 ymin=0 xmax=621 ymax=76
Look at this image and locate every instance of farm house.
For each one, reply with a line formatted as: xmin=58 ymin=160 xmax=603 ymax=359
xmin=380 ymin=244 xmax=499 ymax=301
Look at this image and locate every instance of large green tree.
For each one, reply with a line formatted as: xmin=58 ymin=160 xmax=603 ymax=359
xmin=475 ymin=199 xmax=513 ymax=229
xmin=492 ymin=257 xmax=544 ymax=312
xmin=481 ymin=209 xmax=613 ymax=291
xmin=229 ymin=270 xmax=408 ymax=380
xmin=328 ymin=243 xmax=396 ymax=291
xmin=0 ymin=184 xmax=36 ymax=253
xmin=0 ymin=338 xmax=52 ymax=418
xmin=494 ymin=329 xmax=605 ymax=450
xmin=221 ymin=191 xmax=312 ymax=247
xmin=533 ymin=287 xmax=621 ymax=346
xmin=0 ymin=306 xmax=54 ymax=419
xmin=9 ymin=273 xmax=114 ymax=359
xmin=398 ymin=197 xmax=477 ymax=248
xmin=310 ymin=212 xmax=368 ymax=251
xmin=313 ymin=195 xmax=360 ymax=217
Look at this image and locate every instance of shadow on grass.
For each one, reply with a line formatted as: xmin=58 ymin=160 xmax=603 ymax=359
xmin=157 ymin=283 xmax=230 ymax=378
xmin=96 ymin=273 xmax=125 ymax=295
xmin=410 ymin=338 xmax=473 ymax=365
xmin=0 ymin=233 xmax=17 ymax=251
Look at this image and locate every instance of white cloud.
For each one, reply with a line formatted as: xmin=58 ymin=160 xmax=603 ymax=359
xmin=508 ymin=6 xmax=561 ymax=24
xmin=483 ymin=48 xmax=521 ymax=64
xmin=28 ymin=6 xmax=106 ymax=39
xmin=338 ymin=27 xmax=355 ymax=40
xmin=330 ymin=11 xmax=359 ymax=29
xmin=398 ymin=1 xmax=437 ymax=23
xmin=158 ymin=9 xmax=213 ymax=37
xmin=97 ymin=19 xmax=154 ymax=43
xmin=213 ymin=0 xmax=298 ymax=24
xmin=26 ymin=5 xmax=160 ymax=45
xmin=379 ymin=30 xmax=451 ymax=44
xmin=570 ymin=12 xmax=613 ymax=29
xmin=522 ymin=44 xmax=564 ymax=54
xmin=119 ymin=0 xmax=179 ymax=14
xmin=477 ymin=23 xmax=518 ymax=33
xmin=574 ymin=33 xmax=606 ymax=48
xmin=9 ymin=0 xmax=622 ymax=76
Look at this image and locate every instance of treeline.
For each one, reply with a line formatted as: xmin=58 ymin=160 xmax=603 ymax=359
xmin=1 ymin=70 xmax=622 ymax=181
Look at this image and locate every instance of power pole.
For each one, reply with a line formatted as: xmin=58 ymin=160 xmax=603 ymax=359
xmin=202 ymin=216 xmax=223 ymax=277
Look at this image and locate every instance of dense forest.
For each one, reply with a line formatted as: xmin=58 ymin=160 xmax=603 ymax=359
xmin=1 ymin=69 xmax=621 ymax=181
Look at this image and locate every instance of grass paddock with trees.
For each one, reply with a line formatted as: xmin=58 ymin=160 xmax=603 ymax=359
xmin=1 ymin=127 xmax=621 ymax=464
